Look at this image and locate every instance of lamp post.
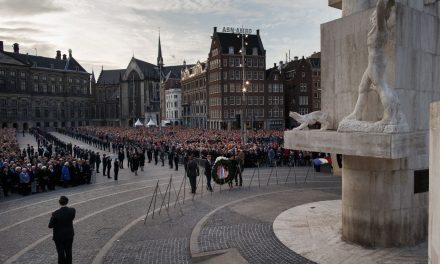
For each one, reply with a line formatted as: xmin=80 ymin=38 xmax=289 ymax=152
xmin=238 ymin=33 xmax=249 ymax=144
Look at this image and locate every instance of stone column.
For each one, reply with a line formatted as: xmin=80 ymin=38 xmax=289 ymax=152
xmin=342 ymin=155 xmax=427 ymax=247
xmin=429 ymin=102 xmax=440 ymax=263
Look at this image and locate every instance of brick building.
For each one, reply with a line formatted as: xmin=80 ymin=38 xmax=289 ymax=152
xmin=181 ymin=61 xmax=207 ymax=128
xmin=0 ymin=41 xmax=93 ymax=130
xmin=282 ymin=53 xmax=321 ymax=128
xmin=207 ymin=27 xmax=278 ymax=130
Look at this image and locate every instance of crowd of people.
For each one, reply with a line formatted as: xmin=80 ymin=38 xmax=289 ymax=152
xmin=0 ymin=125 xmax=330 ymax=198
xmin=0 ymin=128 xmax=97 ymax=197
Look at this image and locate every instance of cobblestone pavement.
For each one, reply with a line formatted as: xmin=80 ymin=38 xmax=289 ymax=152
xmin=0 ymin=132 xmax=342 ymax=264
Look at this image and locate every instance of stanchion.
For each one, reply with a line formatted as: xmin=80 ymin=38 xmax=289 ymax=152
xmin=171 ymin=176 xmax=184 ymax=215
xmin=183 ymin=170 xmax=187 ymax=204
xmin=158 ymin=178 xmax=171 ymax=217
xmin=267 ymin=163 xmax=275 ymax=186
xmin=303 ymin=164 xmax=312 ymax=184
xmin=257 ymin=163 xmax=261 ymax=188
xmin=174 ymin=175 xmax=185 ymax=207
xmin=248 ymin=164 xmax=257 ymax=189
xmin=144 ymin=180 xmax=159 ymax=224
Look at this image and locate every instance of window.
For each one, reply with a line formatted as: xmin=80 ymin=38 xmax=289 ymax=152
xmin=235 ymin=58 xmax=240 ymax=67
xmin=33 ymin=84 xmax=38 ymax=92
xmin=223 ymin=59 xmax=228 ymax=67
xmin=300 ymin=83 xmax=307 ymax=92
xmin=273 ymin=84 xmax=279 ymax=93
xmin=259 ymin=71 xmax=264 ymax=80
xmin=224 ymin=97 xmax=228 ymax=105
xmin=299 ymin=96 xmax=309 ymax=106
xmin=301 ymin=72 xmax=306 ymax=78
xmin=268 ymin=97 xmax=272 ymax=105
xmin=268 ymin=84 xmax=273 ymax=93
xmin=0 ymin=70 xmax=4 ymax=76
xmin=236 ymin=96 xmax=241 ymax=105
xmin=252 ymin=47 xmax=258 ymax=55
xmin=33 ymin=75 xmax=38 ymax=81
xmin=279 ymin=84 xmax=283 ymax=93
xmin=253 ymin=71 xmax=258 ymax=80
xmin=230 ymin=96 xmax=235 ymax=105
xmin=229 ymin=46 xmax=234 ymax=54
xmin=299 ymin=107 xmax=309 ymax=115
xmin=20 ymin=72 xmax=26 ymax=78
xmin=20 ymin=81 xmax=26 ymax=91
xmin=259 ymin=96 xmax=264 ymax=105
xmin=42 ymin=75 xmax=47 ymax=81
xmin=10 ymin=71 xmax=15 ymax=77
xmin=223 ymin=71 xmax=228 ymax=80
xmin=259 ymin=59 xmax=264 ymax=68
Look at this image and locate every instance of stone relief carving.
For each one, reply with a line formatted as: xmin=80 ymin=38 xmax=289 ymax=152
xmin=290 ymin=111 xmax=330 ymax=131
xmin=338 ymin=0 xmax=409 ymax=134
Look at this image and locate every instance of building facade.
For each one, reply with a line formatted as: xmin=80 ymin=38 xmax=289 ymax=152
xmin=0 ymin=41 xmax=93 ymax=130
xmin=309 ymin=52 xmax=321 ymax=112
xmin=181 ymin=61 xmax=207 ymax=128
xmin=282 ymin=55 xmax=316 ymax=128
xmin=93 ymin=68 xmax=125 ymax=126
xmin=265 ymin=64 xmax=285 ymax=129
xmin=207 ymin=27 xmax=272 ymax=130
xmin=165 ymin=88 xmax=183 ymax=125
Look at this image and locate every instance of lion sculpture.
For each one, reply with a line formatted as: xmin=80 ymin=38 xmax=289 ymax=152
xmin=289 ymin=111 xmax=330 ymax=131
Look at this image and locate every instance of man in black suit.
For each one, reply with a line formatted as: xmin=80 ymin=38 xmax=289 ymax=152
xmin=186 ymin=156 xmax=199 ymax=194
xmin=204 ymin=155 xmax=213 ymax=192
xmin=49 ymin=196 xmax=76 ymax=264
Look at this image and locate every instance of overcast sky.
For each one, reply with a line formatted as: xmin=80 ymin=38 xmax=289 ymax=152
xmin=0 ymin=0 xmax=340 ymax=76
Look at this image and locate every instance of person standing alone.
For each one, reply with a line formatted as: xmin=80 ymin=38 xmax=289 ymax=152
xmin=49 ymin=196 xmax=76 ymax=264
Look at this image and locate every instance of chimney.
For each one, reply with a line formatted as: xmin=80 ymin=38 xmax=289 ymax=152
xmin=213 ymin=27 xmax=217 ymax=33
xmin=274 ymin=63 xmax=277 ymax=68
xmin=294 ymin=56 xmax=298 ymax=61
xmin=56 ymin=50 xmax=61 ymax=60
xmin=256 ymin=29 xmax=260 ymax=35
xmin=68 ymin=49 xmax=72 ymax=58
xmin=0 ymin=41 xmax=3 ymax=52
xmin=62 ymin=54 xmax=67 ymax=60
xmin=13 ymin=43 xmax=19 ymax=53
xmin=279 ymin=61 xmax=283 ymax=70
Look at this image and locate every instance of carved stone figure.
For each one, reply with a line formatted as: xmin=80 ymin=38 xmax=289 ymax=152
xmin=290 ymin=111 xmax=330 ymax=131
xmin=338 ymin=0 xmax=409 ymax=133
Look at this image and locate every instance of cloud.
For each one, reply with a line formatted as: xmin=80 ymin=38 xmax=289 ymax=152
xmin=0 ymin=0 xmax=64 ymax=16
xmin=0 ymin=27 xmax=43 ymax=34
xmin=124 ymin=0 xmax=237 ymax=14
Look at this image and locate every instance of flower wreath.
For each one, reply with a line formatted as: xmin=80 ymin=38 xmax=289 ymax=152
xmin=212 ymin=156 xmax=235 ymax=185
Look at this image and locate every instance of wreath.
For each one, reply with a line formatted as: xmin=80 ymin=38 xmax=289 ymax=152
xmin=212 ymin=156 xmax=236 ymax=185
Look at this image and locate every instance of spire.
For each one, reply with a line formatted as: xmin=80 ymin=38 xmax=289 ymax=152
xmin=157 ymin=28 xmax=163 ymax=67
xmin=91 ymin=69 xmax=96 ymax=83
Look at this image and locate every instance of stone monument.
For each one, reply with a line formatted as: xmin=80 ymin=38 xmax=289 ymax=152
xmin=285 ymin=0 xmax=440 ymax=248
xmin=429 ymin=102 xmax=440 ymax=264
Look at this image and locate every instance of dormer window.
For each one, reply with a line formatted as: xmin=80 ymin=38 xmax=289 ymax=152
xmin=228 ymin=46 xmax=234 ymax=54
xmin=252 ymin=47 xmax=258 ymax=55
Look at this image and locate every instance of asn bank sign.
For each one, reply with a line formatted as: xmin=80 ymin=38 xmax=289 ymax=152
xmin=222 ymin=27 xmax=253 ymax=34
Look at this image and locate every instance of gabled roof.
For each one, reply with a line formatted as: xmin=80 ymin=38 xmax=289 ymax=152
xmin=97 ymin=69 xmax=125 ymax=85
xmin=1 ymin=51 xmax=88 ymax=73
xmin=0 ymin=51 xmax=27 ymax=66
xmin=133 ymin=58 xmax=160 ymax=78
xmin=164 ymin=64 xmax=190 ymax=79
xmin=215 ymin=32 xmax=264 ymax=56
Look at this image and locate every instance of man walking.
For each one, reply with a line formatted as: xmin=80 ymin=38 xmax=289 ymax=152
xmin=114 ymin=159 xmax=119 ymax=181
xmin=186 ymin=156 xmax=199 ymax=194
xmin=102 ymin=154 xmax=107 ymax=176
xmin=95 ymin=153 xmax=101 ymax=173
xmin=204 ymin=155 xmax=213 ymax=192
xmin=48 ymin=196 xmax=76 ymax=264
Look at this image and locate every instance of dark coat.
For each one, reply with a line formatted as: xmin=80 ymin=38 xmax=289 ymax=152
xmin=186 ymin=160 xmax=199 ymax=178
xmin=48 ymin=207 xmax=76 ymax=241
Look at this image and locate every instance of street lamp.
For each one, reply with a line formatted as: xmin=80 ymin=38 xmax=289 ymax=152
xmin=238 ymin=33 xmax=249 ymax=144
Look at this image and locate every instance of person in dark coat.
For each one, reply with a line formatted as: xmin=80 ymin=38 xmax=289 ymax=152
xmin=186 ymin=156 xmax=199 ymax=194
xmin=48 ymin=196 xmax=76 ymax=264
xmin=95 ymin=153 xmax=101 ymax=173
xmin=118 ymin=150 xmax=124 ymax=169
xmin=102 ymin=154 xmax=107 ymax=176
xmin=113 ymin=159 xmax=119 ymax=181
xmin=173 ymin=151 xmax=179 ymax=171
xmin=131 ymin=153 xmax=139 ymax=176
xmin=106 ymin=157 xmax=112 ymax=179
xmin=204 ymin=155 xmax=213 ymax=192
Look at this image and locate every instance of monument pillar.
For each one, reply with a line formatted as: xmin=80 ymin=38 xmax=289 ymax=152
xmin=429 ymin=102 xmax=440 ymax=264
xmin=285 ymin=0 xmax=438 ymax=248
xmin=342 ymin=155 xmax=427 ymax=247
